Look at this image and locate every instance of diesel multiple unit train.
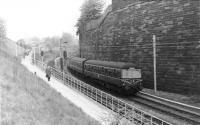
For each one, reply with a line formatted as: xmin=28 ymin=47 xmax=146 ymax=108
xmin=56 ymin=57 xmax=143 ymax=95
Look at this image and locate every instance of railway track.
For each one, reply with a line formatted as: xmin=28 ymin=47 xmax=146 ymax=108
xmin=34 ymin=59 xmax=200 ymax=124
xmin=128 ymin=92 xmax=200 ymax=125
xmin=57 ymin=69 xmax=200 ymax=124
xmin=58 ymin=69 xmax=200 ymax=124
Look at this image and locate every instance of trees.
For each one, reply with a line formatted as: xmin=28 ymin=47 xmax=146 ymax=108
xmin=61 ymin=33 xmax=74 ymax=45
xmin=76 ymin=0 xmax=104 ymax=34
xmin=0 ymin=18 xmax=6 ymax=39
xmin=81 ymin=0 xmax=103 ymax=21
xmin=17 ymin=39 xmax=32 ymax=50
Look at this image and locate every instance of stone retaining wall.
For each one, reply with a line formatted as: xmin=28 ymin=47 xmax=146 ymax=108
xmin=79 ymin=0 xmax=200 ymax=94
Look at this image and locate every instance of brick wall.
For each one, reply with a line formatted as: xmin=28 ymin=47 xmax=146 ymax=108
xmin=79 ymin=0 xmax=200 ymax=94
xmin=112 ymin=0 xmax=137 ymax=11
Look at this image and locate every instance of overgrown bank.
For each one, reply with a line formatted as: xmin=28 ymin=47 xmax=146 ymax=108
xmin=0 ymin=50 xmax=100 ymax=125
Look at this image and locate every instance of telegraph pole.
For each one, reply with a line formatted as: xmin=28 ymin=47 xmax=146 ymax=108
xmin=153 ymin=35 xmax=157 ymax=93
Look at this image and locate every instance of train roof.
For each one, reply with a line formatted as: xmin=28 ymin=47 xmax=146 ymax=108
xmin=69 ymin=57 xmax=87 ymax=62
xmin=85 ymin=60 xmax=137 ymax=69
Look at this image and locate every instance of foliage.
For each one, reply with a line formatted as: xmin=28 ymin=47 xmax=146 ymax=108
xmin=0 ymin=18 xmax=6 ymax=38
xmin=61 ymin=32 xmax=78 ymax=45
xmin=40 ymin=33 xmax=77 ymax=52
xmin=17 ymin=39 xmax=31 ymax=50
xmin=76 ymin=0 xmax=104 ymax=34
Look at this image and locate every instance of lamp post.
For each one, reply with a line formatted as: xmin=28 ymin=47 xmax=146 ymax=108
xmin=59 ymin=38 xmax=63 ymax=58
xmin=16 ymin=43 xmax=18 ymax=57
xmin=153 ymin=35 xmax=157 ymax=93
xmin=59 ymin=39 xmax=68 ymax=71
xmin=33 ymin=46 xmax=42 ymax=62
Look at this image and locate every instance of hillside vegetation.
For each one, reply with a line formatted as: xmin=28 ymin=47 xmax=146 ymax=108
xmin=0 ymin=49 xmax=100 ymax=125
xmin=0 ymin=38 xmax=25 ymax=57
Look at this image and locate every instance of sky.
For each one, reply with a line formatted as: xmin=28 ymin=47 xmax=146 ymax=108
xmin=0 ymin=0 xmax=111 ymax=41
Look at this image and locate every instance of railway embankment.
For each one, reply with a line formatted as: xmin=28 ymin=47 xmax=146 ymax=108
xmin=0 ymin=51 xmax=100 ymax=125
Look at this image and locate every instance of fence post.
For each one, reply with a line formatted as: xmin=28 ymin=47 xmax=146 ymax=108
xmin=62 ymin=71 xmax=64 ymax=83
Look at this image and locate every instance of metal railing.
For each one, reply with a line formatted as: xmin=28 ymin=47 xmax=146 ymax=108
xmin=32 ymin=59 xmax=172 ymax=125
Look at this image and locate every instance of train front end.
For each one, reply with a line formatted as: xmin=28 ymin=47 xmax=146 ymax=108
xmin=121 ymin=68 xmax=142 ymax=94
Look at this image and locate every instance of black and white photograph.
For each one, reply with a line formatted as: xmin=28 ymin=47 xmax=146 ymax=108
xmin=0 ymin=0 xmax=200 ymax=125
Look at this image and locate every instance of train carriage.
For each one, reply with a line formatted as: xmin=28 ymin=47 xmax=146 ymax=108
xmin=67 ymin=57 xmax=87 ymax=74
xmin=84 ymin=60 xmax=142 ymax=94
xmin=66 ymin=57 xmax=142 ymax=95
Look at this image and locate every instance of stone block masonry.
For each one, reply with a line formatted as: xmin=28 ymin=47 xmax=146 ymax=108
xmin=79 ymin=0 xmax=200 ymax=94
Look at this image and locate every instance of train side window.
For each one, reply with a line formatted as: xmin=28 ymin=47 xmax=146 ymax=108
xmin=94 ymin=66 xmax=96 ymax=72
xmin=111 ymin=69 xmax=114 ymax=76
xmin=104 ymin=68 xmax=106 ymax=74
xmin=92 ymin=65 xmax=95 ymax=72
xmin=112 ymin=68 xmax=115 ymax=76
xmin=95 ymin=66 xmax=97 ymax=73
xmin=100 ymin=67 xmax=104 ymax=74
xmin=91 ymin=65 xmax=93 ymax=71
xmin=98 ymin=66 xmax=100 ymax=73
xmin=93 ymin=66 xmax=95 ymax=72
xmin=115 ymin=69 xmax=118 ymax=77
xmin=110 ymin=68 xmax=113 ymax=76
xmin=108 ymin=69 xmax=111 ymax=76
xmin=105 ymin=68 xmax=108 ymax=75
xmin=110 ymin=69 xmax=113 ymax=76
xmin=97 ymin=66 xmax=99 ymax=73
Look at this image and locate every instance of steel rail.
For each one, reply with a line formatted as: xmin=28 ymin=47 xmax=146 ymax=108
xmin=139 ymin=92 xmax=200 ymax=113
xmin=130 ymin=92 xmax=200 ymax=124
